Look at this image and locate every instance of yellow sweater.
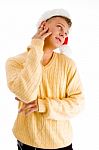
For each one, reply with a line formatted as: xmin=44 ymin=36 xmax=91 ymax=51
xmin=6 ymin=39 xmax=84 ymax=149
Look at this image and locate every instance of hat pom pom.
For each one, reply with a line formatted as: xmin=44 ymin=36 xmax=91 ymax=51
xmin=63 ymin=36 xmax=68 ymax=45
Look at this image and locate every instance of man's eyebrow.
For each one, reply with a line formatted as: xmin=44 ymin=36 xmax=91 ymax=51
xmin=57 ymin=23 xmax=65 ymax=28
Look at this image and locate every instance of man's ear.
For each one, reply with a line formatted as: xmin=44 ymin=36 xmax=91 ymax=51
xmin=38 ymin=21 xmax=47 ymax=29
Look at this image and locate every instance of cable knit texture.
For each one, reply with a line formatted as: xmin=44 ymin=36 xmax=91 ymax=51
xmin=6 ymin=39 xmax=84 ymax=149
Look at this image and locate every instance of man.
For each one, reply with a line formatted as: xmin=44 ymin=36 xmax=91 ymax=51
xmin=6 ymin=9 xmax=84 ymax=150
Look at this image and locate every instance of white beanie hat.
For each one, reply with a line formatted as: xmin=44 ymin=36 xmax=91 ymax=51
xmin=37 ymin=8 xmax=72 ymax=57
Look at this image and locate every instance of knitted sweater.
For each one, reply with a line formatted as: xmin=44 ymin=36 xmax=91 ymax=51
xmin=6 ymin=39 xmax=84 ymax=149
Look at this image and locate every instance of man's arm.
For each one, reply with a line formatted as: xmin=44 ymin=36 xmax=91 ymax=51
xmin=6 ymin=39 xmax=44 ymax=103
xmin=6 ymin=22 xmax=52 ymax=103
xmin=17 ymin=60 xmax=84 ymax=120
xmin=38 ymin=61 xmax=85 ymax=120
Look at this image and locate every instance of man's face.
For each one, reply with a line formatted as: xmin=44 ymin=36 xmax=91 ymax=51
xmin=44 ymin=17 xmax=69 ymax=48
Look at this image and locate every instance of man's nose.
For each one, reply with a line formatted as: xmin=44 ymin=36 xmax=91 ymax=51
xmin=59 ymin=31 xmax=65 ymax=38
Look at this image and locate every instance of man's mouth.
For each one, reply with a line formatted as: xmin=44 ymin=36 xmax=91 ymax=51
xmin=55 ymin=37 xmax=62 ymax=43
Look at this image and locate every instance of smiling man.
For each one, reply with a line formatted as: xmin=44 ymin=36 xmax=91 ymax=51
xmin=6 ymin=9 xmax=84 ymax=150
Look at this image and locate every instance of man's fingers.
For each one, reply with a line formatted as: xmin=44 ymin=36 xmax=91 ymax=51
xmin=25 ymin=107 xmax=38 ymax=116
xmin=32 ymin=26 xmax=52 ymax=40
xmin=42 ymin=32 xmax=52 ymax=39
xmin=40 ymin=27 xmax=52 ymax=39
xmin=24 ymin=103 xmax=37 ymax=110
xmin=38 ymin=25 xmax=44 ymax=33
xmin=18 ymin=103 xmax=37 ymax=113
xmin=39 ymin=27 xmax=49 ymax=36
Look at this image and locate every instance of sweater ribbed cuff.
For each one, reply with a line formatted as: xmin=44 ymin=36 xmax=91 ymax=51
xmin=38 ymin=99 xmax=46 ymax=113
xmin=28 ymin=39 xmax=44 ymax=54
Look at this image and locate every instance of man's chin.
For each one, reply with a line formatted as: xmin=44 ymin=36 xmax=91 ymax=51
xmin=54 ymin=43 xmax=62 ymax=49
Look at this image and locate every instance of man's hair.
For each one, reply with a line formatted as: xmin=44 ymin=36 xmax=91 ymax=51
xmin=46 ymin=16 xmax=72 ymax=28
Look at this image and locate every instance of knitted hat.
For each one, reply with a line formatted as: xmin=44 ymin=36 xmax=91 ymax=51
xmin=37 ymin=8 xmax=72 ymax=57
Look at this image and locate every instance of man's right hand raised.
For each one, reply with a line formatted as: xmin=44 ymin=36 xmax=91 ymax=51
xmin=32 ymin=23 xmax=52 ymax=40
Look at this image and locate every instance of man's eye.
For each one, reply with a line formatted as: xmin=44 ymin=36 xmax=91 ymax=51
xmin=57 ymin=25 xmax=62 ymax=29
xmin=65 ymin=33 xmax=67 ymax=36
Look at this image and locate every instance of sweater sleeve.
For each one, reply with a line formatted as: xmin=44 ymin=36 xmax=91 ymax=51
xmin=6 ymin=39 xmax=44 ymax=103
xmin=38 ymin=60 xmax=85 ymax=120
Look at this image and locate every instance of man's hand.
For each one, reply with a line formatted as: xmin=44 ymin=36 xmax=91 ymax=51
xmin=15 ymin=97 xmax=38 ymax=116
xmin=32 ymin=23 xmax=52 ymax=40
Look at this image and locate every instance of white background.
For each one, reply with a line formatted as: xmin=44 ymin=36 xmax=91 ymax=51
xmin=0 ymin=0 xmax=99 ymax=149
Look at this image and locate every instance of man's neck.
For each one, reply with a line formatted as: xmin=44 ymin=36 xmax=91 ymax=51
xmin=42 ymin=48 xmax=54 ymax=66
